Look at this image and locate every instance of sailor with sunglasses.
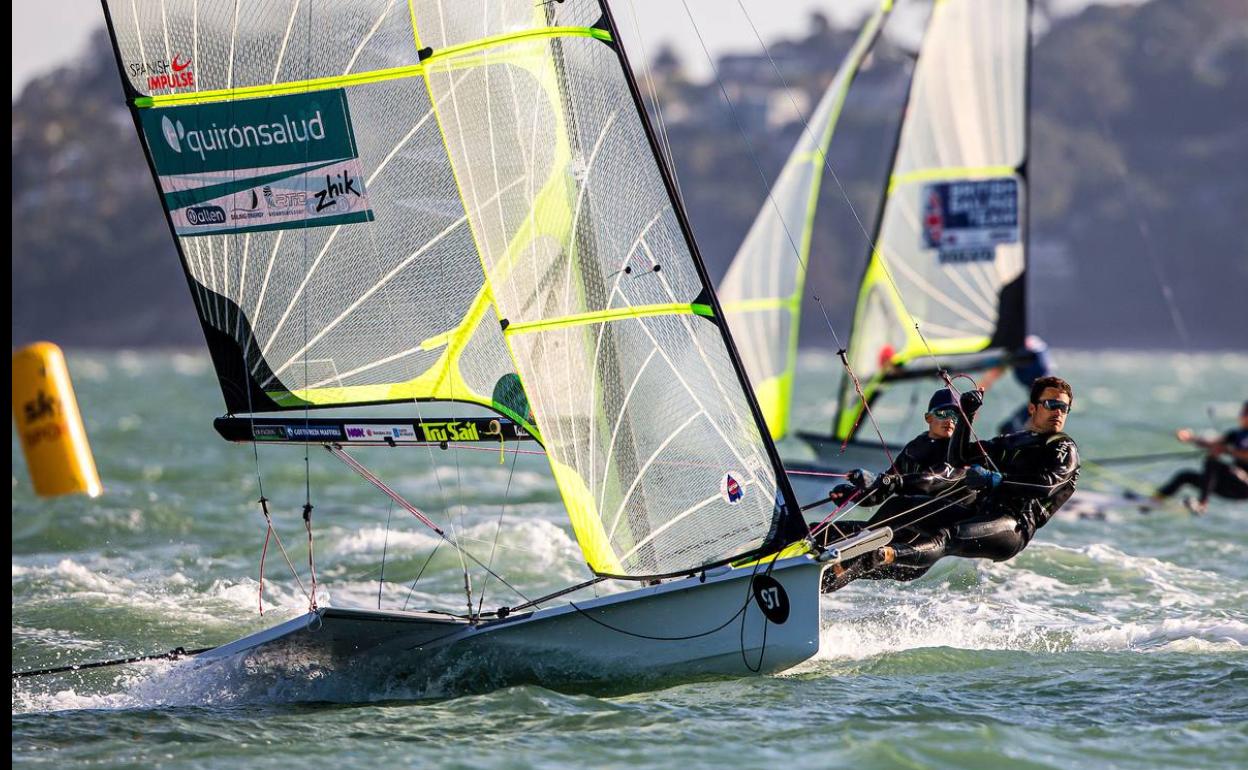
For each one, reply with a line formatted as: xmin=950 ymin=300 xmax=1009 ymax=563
xmin=868 ymin=376 xmax=1081 ymax=581
xmin=819 ymin=388 xmax=987 ymax=588
xmin=824 ymin=387 xmax=976 ymax=519
xmin=823 ymin=377 xmax=1081 ymax=591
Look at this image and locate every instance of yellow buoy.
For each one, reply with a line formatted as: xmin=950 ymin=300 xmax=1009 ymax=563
xmin=12 ymin=342 xmax=102 ymax=498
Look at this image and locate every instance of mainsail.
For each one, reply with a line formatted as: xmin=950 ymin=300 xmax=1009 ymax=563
xmin=103 ymin=0 xmax=806 ymax=579
xmin=720 ymin=1 xmax=892 ymax=441
xmin=834 ymin=0 xmax=1030 ymax=440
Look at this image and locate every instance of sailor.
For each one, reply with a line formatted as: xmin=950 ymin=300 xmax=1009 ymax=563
xmin=876 ymin=376 xmax=1080 ymax=580
xmin=818 ymin=388 xmax=981 ymax=588
xmin=978 ymin=335 xmax=1054 ymax=435
xmin=822 ymin=387 xmax=978 ymax=538
xmin=1152 ymin=400 xmax=1248 ymax=513
xmin=822 ymin=377 xmax=1080 ymax=591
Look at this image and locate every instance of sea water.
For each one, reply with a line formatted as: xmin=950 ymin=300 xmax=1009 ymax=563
xmin=12 ymin=350 xmax=1248 ymax=769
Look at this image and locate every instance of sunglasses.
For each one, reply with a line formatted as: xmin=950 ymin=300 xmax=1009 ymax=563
xmin=1034 ymin=398 xmax=1070 ymax=413
xmin=928 ymin=407 xmax=961 ymax=421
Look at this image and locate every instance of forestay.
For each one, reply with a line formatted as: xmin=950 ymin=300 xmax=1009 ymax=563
xmin=103 ymin=0 xmax=805 ymax=579
xmin=835 ymin=0 xmax=1029 ymax=440
xmin=720 ymin=1 xmax=892 ymax=441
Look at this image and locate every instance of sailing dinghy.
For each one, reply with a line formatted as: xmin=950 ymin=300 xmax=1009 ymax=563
xmin=99 ymin=0 xmax=890 ymax=692
xmin=721 ymin=0 xmax=1038 ymax=499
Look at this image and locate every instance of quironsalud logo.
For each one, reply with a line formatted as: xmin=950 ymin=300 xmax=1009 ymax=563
xmin=161 ymin=115 xmax=184 ymax=153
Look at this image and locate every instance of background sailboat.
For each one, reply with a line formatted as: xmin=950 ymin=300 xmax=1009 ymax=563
xmin=722 ymin=0 xmax=1035 ymax=493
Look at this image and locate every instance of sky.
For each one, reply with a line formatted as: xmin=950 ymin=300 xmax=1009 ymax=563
xmin=11 ymin=0 xmax=1142 ymax=98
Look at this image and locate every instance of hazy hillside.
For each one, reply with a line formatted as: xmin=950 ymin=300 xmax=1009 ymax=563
xmin=11 ymin=0 xmax=1247 ymax=349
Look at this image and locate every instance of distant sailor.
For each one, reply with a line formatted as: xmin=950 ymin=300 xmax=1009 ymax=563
xmin=978 ymin=335 xmax=1054 ymax=435
xmin=1152 ymin=401 xmax=1248 ymax=513
xmin=823 ymin=377 xmax=1080 ymax=590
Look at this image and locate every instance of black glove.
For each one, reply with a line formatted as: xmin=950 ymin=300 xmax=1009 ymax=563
xmin=846 ymin=468 xmax=876 ymax=490
xmin=828 ymin=483 xmax=857 ymax=505
xmin=960 ymin=388 xmax=985 ymax=418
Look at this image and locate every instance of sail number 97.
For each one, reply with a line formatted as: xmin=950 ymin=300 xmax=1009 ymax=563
xmin=751 ymin=575 xmax=790 ymax=624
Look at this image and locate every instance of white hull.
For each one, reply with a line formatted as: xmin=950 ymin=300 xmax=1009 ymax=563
xmin=192 ymin=553 xmax=827 ymax=698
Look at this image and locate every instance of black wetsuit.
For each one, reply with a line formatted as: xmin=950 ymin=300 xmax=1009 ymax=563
xmin=1156 ymin=428 xmax=1248 ymax=503
xmin=815 ymin=433 xmax=970 ymax=548
xmin=878 ymin=428 xmax=1081 ymax=580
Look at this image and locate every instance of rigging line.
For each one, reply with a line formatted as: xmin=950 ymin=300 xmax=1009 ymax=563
xmin=434 ymin=191 xmax=474 ymax=623
xmin=739 ymin=555 xmax=776 ymax=673
xmin=220 ymin=0 xmax=299 ymax=617
xmin=260 ymin=505 xmax=311 ymax=600
xmin=476 ymin=441 xmax=525 ymax=617
xmin=808 ymin=490 xmax=867 ymax=538
xmin=496 ymin=576 xmax=608 ymax=616
xmin=625 ymin=0 xmax=682 ymax=200
xmin=855 ymin=486 xmax=978 ymax=536
xmin=566 ymin=565 xmax=761 ymax=642
xmin=807 ymin=489 xmax=862 ymax=540
xmin=328 ymin=445 xmax=534 ymax=607
xmin=12 ymin=646 xmax=216 ymax=680
xmin=1085 ymin=449 xmax=1203 ymax=467
xmin=258 ymin=505 xmax=271 ymax=615
xmin=732 ymin=0 xmax=883 ymax=267
xmin=318 ymin=28 xmax=476 ymax=619
xmin=453 ymin=535 xmax=587 ymax=569
xmin=407 ymin=10 xmax=480 ymax=608
xmin=678 ymin=0 xmax=812 ymax=279
xmin=812 ymin=473 xmax=983 ymax=539
xmin=402 ymin=539 xmax=443 ymax=612
xmin=1091 ymin=111 xmax=1192 ymax=350
xmin=378 ymin=500 xmax=394 ymax=609
xmin=937 ymin=370 xmax=1001 ymax=475
xmin=816 ymin=296 xmax=894 ymax=465
xmin=300 ymin=0 xmax=318 ymax=613
xmin=727 ymin=2 xmax=915 ymax=465
xmin=328 ymin=446 xmax=442 ymax=533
